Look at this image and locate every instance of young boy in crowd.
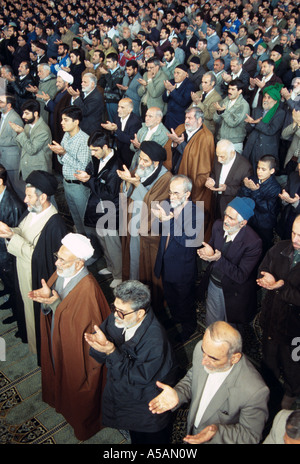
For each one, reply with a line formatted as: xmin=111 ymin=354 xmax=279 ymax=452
xmin=239 ymin=155 xmax=281 ymax=255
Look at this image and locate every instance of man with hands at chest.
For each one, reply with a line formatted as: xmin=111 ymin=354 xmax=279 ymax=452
xmin=149 ymin=321 xmax=269 ymax=444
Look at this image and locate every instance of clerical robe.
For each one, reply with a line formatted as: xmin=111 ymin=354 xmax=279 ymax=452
xmin=164 ymin=124 xmax=215 ymax=240
xmin=121 ymin=166 xmax=172 ymax=313
xmin=7 ymin=204 xmax=66 ymax=355
xmin=40 ymin=270 xmax=111 ymax=441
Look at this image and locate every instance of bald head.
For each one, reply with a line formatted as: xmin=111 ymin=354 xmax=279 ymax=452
xmin=117 ymin=98 xmax=133 ymax=118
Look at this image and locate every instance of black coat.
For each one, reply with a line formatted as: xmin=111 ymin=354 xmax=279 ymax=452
xmin=73 ymin=87 xmax=105 ymax=135
xmin=259 ymin=240 xmax=300 ymax=343
xmin=199 ymin=220 xmax=262 ymax=323
xmin=0 ymin=187 xmax=25 ymax=287
xmin=89 ymin=309 xmax=179 ymax=432
xmin=10 ymin=73 xmax=36 ymax=114
xmin=276 ymin=170 xmax=300 ymax=239
xmin=0 ymin=187 xmax=25 ymax=259
xmin=84 ymin=153 xmax=121 ymax=229
xmin=154 ymin=201 xmax=203 ymax=283
xmin=114 ymin=112 xmax=142 ymax=168
xmin=242 ymin=106 xmax=286 ymax=171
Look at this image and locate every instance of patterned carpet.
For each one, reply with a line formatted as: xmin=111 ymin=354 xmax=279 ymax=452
xmin=0 ymin=182 xmax=279 ymax=445
xmin=0 ymin=267 xmax=264 ymax=445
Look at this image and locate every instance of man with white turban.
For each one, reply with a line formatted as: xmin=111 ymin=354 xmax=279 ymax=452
xmin=42 ymin=70 xmax=73 ymax=158
xmin=28 ymin=232 xmax=111 ymax=441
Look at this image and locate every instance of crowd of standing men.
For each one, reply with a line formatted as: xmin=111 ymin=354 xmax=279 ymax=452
xmin=0 ymin=0 xmax=299 ymax=445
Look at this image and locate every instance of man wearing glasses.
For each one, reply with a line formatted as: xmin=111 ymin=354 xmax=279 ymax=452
xmin=85 ymin=280 xmax=178 ymax=445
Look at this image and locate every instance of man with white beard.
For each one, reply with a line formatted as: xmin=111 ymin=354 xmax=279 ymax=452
xmin=117 ymin=140 xmax=171 ymax=314
xmin=29 ymin=232 xmax=110 ymax=441
xmin=153 ymin=175 xmax=204 ymax=343
xmin=149 ymin=321 xmax=269 ymax=444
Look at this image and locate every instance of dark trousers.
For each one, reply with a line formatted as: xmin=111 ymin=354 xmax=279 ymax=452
xmin=129 ymin=424 xmax=171 ymax=444
xmin=262 ymin=336 xmax=300 ymax=398
xmin=162 ymin=279 xmax=197 ymax=336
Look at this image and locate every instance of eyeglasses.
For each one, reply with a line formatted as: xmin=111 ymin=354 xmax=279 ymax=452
xmin=110 ymin=303 xmax=137 ymax=320
xmin=53 ymin=252 xmax=78 ymax=266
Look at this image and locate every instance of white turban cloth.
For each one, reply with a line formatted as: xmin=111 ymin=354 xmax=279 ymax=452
xmin=61 ymin=233 xmax=94 ymax=261
xmin=57 ymin=70 xmax=74 ymax=85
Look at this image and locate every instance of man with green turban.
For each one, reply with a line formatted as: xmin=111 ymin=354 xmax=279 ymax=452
xmin=242 ymin=83 xmax=286 ymax=171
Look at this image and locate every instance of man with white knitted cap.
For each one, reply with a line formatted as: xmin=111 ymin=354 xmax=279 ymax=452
xmin=28 ymin=232 xmax=110 ymax=441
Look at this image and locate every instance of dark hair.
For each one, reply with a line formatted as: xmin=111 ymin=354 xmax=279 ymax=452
xmin=106 ymin=52 xmax=118 ymax=62
xmin=118 ymin=39 xmax=128 ymax=48
xmin=21 ymin=99 xmax=40 ymax=115
xmin=93 ymin=49 xmax=105 ymax=60
xmin=4 ymin=94 xmax=16 ymax=107
xmin=263 ymin=58 xmax=275 ymax=67
xmin=126 ymin=59 xmax=139 ymax=70
xmin=70 ymin=49 xmax=81 ymax=58
xmin=259 ymin=155 xmax=276 ymax=170
xmin=132 ymin=38 xmax=142 ymax=47
xmin=59 ymin=42 xmax=69 ymax=52
xmin=0 ymin=164 xmax=8 ymax=186
xmin=88 ymin=130 xmax=109 ymax=148
xmin=61 ymin=105 xmax=83 ymax=122
xmin=164 ymin=46 xmax=174 ymax=54
xmin=228 ymin=78 xmax=244 ymax=91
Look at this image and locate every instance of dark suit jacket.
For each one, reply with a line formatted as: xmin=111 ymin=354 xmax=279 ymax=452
xmin=74 ymin=87 xmax=105 ymax=135
xmin=210 ymin=153 xmax=253 ymax=218
xmin=84 ymin=153 xmax=121 ymax=229
xmin=154 ymin=200 xmax=204 ymax=283
xmin=10 ymin=74 xmax=36 ymax=114
xmin=114 ymin=112 xmax=142 ymax=168
xmin=163 ymin=77 xmax=195 ymax=130
xmin=242 ymin=106 xmax=286 ymax=171
xmin=200 ymin=220 xmax=262 ymax=323
xmin=242 ymin=55 xmax=257 ymax=78
xmin=220 ymin=68 xmax=250 ymax=97
xmin=247 ymin=73 xmax=282 ymax=108
xmin=277 ymin=170 xmax=300 ymax=239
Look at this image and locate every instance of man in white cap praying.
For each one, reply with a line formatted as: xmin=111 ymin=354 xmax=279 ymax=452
xmin=28 ymin=232 xmax=111 ymax=441
xmin=42 ymin=69 xmax=73 ymax=154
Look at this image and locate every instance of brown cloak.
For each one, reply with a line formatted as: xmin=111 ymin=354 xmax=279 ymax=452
xmin=164 ymin=124 xmax=215 ymax=240
xmin=121 ymin=170 xmax=172 ymax=313
xmin=40 ymin=272 xmax=111 ymax=441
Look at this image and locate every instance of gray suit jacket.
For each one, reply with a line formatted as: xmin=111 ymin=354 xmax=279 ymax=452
xmin=0 ymin=109 xmax=23 ymax=171
xmin=175 ymin=340 xmax=269 ymax=444
xmin=130 ymin=122 xmax=170 ymax=170
xmin=16 ymin=117 xmax=52 ymax=180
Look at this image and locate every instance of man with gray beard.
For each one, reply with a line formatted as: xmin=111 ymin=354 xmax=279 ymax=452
xmin=117 ymin=140 xmax=172 ymax=314
xmin=0 ymin=170 xmax=67 ymax=360
xmin=29 ymin=233 xmax=110 ymax=441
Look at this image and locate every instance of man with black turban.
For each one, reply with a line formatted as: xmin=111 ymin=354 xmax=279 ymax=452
xmin=117 ymin=140 xmax=172 ymax=315
xmin=0 ymin=170 xmax=67 ymax=363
